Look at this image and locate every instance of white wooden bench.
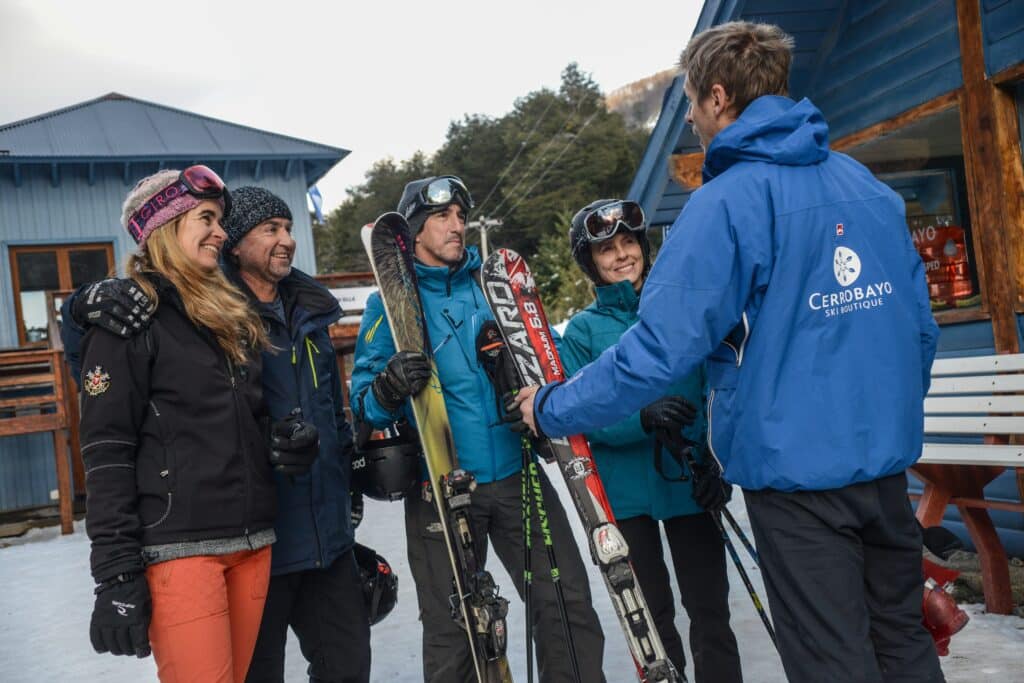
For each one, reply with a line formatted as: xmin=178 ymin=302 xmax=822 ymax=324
xmin=910 ymin=352 xmax=1024 ymax=614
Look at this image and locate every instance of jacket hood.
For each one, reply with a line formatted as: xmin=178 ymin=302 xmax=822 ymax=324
xmin=704 ymin=96 xmax=830 ymax=181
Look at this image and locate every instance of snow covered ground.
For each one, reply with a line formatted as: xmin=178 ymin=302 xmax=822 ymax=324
xmin=2 ymin=465 xmax=1023 ymax=682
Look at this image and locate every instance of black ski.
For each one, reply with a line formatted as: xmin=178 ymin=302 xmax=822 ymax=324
xmin=362 ymin=214 xmax=513 ymax=683
xmin=482 ymin=247 xmax=684 ymax=683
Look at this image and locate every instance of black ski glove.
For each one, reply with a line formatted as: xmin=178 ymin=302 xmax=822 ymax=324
xmin=476 ymin=321 xmax=520 ymax=396
xmin=640 ymin=396 xmax=697 ymax=434
xmin=371 ymin=351 xmax=432 ymax=414
xmin=350 ymin=490 xmax=365 ymax=530
xmin=72 ymin=279 xmax=153 ymax=338
xmin=270 ymin=409 xmax=320 ymax=476
xmin=90 ymin=572 xmax=152 ymax=658
xmin=501 ymin=391 xmax=547 ymax=440
xmin=691 ymin=458 xmax=732 ymax=511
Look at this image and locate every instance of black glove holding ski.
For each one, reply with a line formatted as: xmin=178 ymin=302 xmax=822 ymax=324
xmin=690 ymin=458 xmax=732 ymax=511
xmin=372 ymin=351 xmax=432 ymax=413
xmin=476 ymin=320 xmax=520 ymax=396
xmin=640 ymin=396 xmax=697 ymax=434
xmin=269 ymin=408 xmax=320 ymax=475
xmin=90 ymin=572 xmax=152 ymax=658
xmin=72 ymin=278 xmax=153 ymax=338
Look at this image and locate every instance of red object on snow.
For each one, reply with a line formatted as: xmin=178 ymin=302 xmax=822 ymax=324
xmin=921 ymin=558 xmax=970 ymax=656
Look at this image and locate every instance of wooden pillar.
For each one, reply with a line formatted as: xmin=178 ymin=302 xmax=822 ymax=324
xmin=956 ymin=0 xmax=1022 ymax=353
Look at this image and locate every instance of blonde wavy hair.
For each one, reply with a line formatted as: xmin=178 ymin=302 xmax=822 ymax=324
xmin=127 ymin=216 xmax=268 ymax=365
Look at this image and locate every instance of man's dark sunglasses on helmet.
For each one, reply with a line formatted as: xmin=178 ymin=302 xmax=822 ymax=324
xmin=405 ymin=175 xmax=474 ymax=218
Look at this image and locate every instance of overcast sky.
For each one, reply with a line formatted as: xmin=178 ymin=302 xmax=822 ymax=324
xmin=0 ymin=0 xmax=702 ymax=212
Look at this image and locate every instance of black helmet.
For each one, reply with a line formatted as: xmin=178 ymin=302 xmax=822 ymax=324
xmin=569 ymin=198 xmax=651 ymax=284
xmin=351 ymin=426 xmax=421 ymax=501
xmin=353 ymin=543 xmax=398 ymax=626
xmin=397 ymin=175 xmax=474 ymax=234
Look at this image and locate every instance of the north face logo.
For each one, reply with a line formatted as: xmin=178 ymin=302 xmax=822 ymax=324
xmin=833 ymin=246 xmax=861 ymax=285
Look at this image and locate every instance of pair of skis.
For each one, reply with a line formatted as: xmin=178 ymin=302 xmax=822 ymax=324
xmin=364 ymin=213 xmax=682 ymax=683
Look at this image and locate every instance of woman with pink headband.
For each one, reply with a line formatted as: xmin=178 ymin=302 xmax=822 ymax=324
xmin=79 ymin=166 xmax=278 ymax=682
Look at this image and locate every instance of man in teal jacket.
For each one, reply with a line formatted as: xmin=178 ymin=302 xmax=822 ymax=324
xmin=351 ymin=175 xmax=605 ymax=683
xmin=560 ymin=198 xmax=741 ymax=683
xmin=517 ymin=22 xmax=944 ymax=683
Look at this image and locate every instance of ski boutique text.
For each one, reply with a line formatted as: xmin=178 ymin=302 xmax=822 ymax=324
xmin=808 ymin=281 xmax=892 ymax=317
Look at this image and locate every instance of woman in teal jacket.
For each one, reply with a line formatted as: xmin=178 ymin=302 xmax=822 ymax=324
xmin=561 ymin=199 xmax=742 ymax=683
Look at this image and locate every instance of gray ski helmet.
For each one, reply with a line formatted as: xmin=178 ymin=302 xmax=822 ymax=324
xmin=353 ymin=543 xmax=398 ymax=626
xmin=397 ymin=175 xmax=474 ymax=234
xmin=569 ymin=198 xmax=651 ymax=284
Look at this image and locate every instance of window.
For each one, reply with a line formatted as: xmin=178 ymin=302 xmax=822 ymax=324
xmin=8 ymin=243 xmax=114 ymax=346
xmin=843 ymin=106 xmax=979 ymax=313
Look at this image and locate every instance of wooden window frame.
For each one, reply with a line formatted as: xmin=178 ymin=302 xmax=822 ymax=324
xmin=8 ymin=242 xmax=115 ymax=347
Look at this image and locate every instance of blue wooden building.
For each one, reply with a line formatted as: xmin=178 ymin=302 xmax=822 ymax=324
xmin=0 ymin=93 xmax=347 ymax=514
xmin=629 ymin=0 xmax=1024 ymax=556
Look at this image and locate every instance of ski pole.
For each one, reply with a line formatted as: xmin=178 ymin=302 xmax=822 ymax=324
xmin=521 ymin=440 xmax=535 ymax=683
xmin=522 ymin=438 xmax=583 ymax=683
xmin=710 ymin=509 xmax=778 ymax=651
xmin=657 ymin=429 xmax=779 ymax=652
xmin=721 ymin=506 xmax=760 ymax=566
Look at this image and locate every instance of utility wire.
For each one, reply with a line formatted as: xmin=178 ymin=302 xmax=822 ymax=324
xmin=475 ymin=94 xmax=558 ymax=216
xmin=487 ymin=94 xmax=590 ymax=218
xmin=499 ymin=110 xmax=600 ymax=223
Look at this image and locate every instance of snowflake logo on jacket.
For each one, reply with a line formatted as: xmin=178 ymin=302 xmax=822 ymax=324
xmin=833 ymin=246 xmax=861 ymax=286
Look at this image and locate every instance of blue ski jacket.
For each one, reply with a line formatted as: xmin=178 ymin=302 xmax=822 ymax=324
xmin=351 ymin=247 xmax=524 ymax=484
xmin=561 ymin=279 xmax=708 ymax=520
xmin=536 ymin=95 xmax=939 ymax=492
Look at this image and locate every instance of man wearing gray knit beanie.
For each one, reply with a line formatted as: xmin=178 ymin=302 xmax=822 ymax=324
xmin=64 ymin=185 xmax=374 ymax=682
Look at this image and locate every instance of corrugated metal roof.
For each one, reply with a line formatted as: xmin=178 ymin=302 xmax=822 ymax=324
xmin=0 ymin=93 xmax=348 ymax=187
xmin=0 ymin=92 xmax=346 ymax=162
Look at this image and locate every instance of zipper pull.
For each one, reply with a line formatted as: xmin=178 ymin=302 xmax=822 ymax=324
xmin=291 ymin=345 xmax=297 ymax=365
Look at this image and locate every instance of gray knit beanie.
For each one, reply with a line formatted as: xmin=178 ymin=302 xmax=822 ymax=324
xmin=224 ymin=186 xmax=293 ymax=249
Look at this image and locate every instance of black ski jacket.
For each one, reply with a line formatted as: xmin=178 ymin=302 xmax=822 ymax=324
xmin=80 ymin=276 xmax=276 ymax=581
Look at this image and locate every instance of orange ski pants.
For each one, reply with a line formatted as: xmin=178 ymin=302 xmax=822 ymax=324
xmin=145 ymin=546 xmax=272 ymax=683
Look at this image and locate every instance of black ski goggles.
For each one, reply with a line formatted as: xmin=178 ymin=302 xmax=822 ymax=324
xmin=405 ymin=176 xmax=474 ymax=218
xmin=582 ymin=200 xmax=646 ymax=242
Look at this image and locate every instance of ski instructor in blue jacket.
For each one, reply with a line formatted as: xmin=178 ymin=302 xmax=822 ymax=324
xmin=514 ymin=21 xmax=944 ymax=683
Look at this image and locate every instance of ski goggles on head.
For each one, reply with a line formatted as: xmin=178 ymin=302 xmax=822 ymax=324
xmin=405 ymin=175 xmax=474 ymax=218
xmin=582 ymin=200 xmax=646 ymax=242
xmin=126 ymin=165 xmax=232 ymax=243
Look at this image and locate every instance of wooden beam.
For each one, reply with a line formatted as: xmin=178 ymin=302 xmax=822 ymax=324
xmin=253 ymin=159 xmax=263 ymax=181
xmin=12 ymin=162 xmax=21 ymax=187
xmin=832 ymin=91 xmax=961 ymax=151
xmin=955 ymin=0 xmax=1020 ymax=353
xmin=50 ymin=163 xmax=59 ymax=188
xmin=123 ymin=162 xmax=131 ymax=185
xmin=222 ymin=159 xmax=232 ymax=179
xmin=991 ymin=60 xmax=1024 ymax=86
xmin=668 ymin=152 xmax=705 ymax=191
xmin=284 ymin=158 xmax=295 ymax=181
xmin=87 ymin=162 xmax=95 ymax=186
